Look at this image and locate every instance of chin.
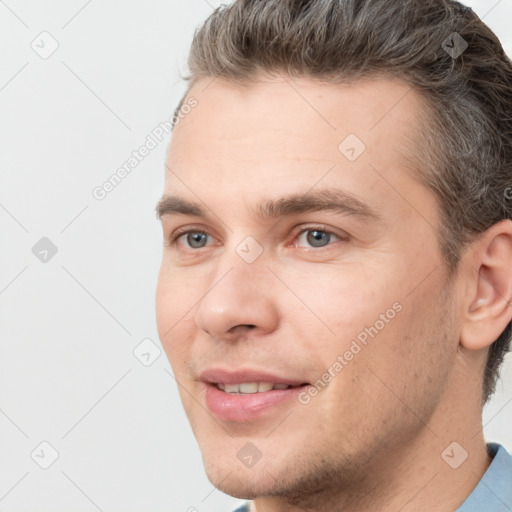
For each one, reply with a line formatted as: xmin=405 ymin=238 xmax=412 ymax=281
xmin=202 ymin=455 xmax=277 ymax=499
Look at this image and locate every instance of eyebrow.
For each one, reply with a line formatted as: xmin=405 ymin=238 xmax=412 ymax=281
xmin=155 ymin=189 xmax=383 ymax=224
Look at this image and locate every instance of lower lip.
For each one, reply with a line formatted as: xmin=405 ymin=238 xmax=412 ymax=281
xmin=204 ymin=383 xmax=308 ymax=422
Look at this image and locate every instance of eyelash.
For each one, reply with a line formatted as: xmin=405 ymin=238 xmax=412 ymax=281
xmin=168 ymin=225 xmax=346 ymax=250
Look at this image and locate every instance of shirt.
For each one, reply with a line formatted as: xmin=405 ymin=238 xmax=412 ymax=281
xmin=229 ymin=442 xmax=512 ymax=512
xmin=458 ymin=442 xmax=512 ymax=511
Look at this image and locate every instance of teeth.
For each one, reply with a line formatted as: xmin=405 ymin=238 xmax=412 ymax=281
xmin=239 ymin=382 xmax=258 ymax=393
xmin=224 ymin=383 xmax=241 ymax=393
xmin=216 ymin=382 xmax=292 ymax=394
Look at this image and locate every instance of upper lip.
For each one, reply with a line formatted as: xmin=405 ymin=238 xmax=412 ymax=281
xmin=199 ymin=368 xmax=308 ymax=386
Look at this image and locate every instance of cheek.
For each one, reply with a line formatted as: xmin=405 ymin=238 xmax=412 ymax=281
xmin=286 ymin=264 xmax=399 ymax=355
xmin=286 ymin=263 xmax=428 ymax=418
xmin=155 ymin=265 xmax=197 ymax=362
xmin=337 ymin=276 xmax=454 ymax=411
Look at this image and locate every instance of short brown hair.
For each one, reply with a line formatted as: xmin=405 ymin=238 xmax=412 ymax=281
xmin=174 ymin=0 xmax=512 ymax=405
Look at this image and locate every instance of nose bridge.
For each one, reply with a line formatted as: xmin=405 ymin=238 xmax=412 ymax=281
xmin=194 ymin=238 xmax=278 ymax=339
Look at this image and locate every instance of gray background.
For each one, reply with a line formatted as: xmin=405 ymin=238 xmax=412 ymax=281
xmin=0 ymin=1 xmax=511 ymax=511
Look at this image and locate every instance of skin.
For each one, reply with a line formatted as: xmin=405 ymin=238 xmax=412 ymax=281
xmin=155 ymin=75 xmax=512 ymax=512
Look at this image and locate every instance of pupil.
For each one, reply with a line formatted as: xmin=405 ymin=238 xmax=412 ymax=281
xmin=307 ymin=230 xmax=330 ymax=247
xmin=188 ymin=232 xmax=207 ymax=248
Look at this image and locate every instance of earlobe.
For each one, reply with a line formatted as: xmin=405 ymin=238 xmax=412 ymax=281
xmin=460 ymin=221 xmax=512 ymax=351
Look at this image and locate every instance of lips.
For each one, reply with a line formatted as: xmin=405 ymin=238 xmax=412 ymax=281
xmin=217 ymin=382 xmax=294 ymax=393
xmin=199 ymin=368 xmax=308 ymax=387
xmin=199 ymin=368 xmax=310 ymax=422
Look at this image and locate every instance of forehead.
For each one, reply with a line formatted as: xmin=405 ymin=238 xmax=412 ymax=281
xmin=175 ymin=75 xmax=421 ymax=137
xmin=164 ymin=75 xmax=434 ymax=225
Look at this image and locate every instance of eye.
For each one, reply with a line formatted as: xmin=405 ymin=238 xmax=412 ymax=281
xmin=169 ymin=229 xmax=213 ymax=249
xmin=294 ymin=227 xmax=343 ymax=249
xmin=168 ymin=225 xmax=346 ymax=251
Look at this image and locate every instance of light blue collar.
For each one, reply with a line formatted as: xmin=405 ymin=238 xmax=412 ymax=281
xmin=457 ymin=442 xmax=512 ymax=511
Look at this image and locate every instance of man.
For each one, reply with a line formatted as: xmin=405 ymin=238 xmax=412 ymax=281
xmin=155 ymin=0 xmax=512 ymax=510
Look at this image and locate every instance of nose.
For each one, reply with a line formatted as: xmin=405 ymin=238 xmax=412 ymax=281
xmin=194 ymin=256 xmax=280 ymax=342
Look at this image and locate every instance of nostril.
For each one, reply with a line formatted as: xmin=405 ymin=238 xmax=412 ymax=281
xmin=226 ymin=324 xmax=257 ymax=337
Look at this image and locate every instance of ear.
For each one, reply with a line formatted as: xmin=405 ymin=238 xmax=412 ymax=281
xmin=460 ymin=220 xmax=512 ymax=351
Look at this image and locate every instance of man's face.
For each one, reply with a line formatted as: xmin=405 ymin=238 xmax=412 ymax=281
xmin=155 ymin=76 xmax=461 ymax=500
